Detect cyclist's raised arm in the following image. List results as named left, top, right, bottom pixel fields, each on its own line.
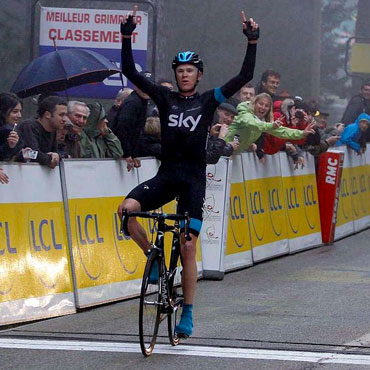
left=219, top=12, right=259, bottom=100
left=120, top=6, right=163, bottom=101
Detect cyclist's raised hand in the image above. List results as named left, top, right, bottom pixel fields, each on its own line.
left=121, top=5, right=138, bottom=36
left=241, top=11, right=259, bottom=43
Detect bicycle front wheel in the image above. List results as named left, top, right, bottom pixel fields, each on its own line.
left=139, top=250, right=161, bottom=356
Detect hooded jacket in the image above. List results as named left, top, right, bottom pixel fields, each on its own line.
left=335, top=112, right=370, bottom=153
left=225, top=102, right=306, bottom=154
left=80, top=103, right=123, bottom=158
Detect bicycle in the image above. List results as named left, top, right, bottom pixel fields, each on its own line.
left=121, top=209, right=191, bottom=356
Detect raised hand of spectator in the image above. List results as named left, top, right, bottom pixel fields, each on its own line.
left=47, top=152, right=60, bottom=169
left=120, top=5, right=138, bottom=36
left=302, top=122, right=316, bottom=137
left=241, top=11, right=259, bottom=43
left=0, top=168, right=9, bottom=184
left=7, top=131, right=19, bottom=149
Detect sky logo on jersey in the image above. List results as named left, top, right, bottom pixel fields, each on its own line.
left=168, top=113, right=202, bottom=131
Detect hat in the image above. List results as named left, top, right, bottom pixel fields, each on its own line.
left=218, top=102, right=238, bottom=115
left=139, top=71, right=155, bottom=83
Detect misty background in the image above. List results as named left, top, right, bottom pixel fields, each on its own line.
left=0, top=0, right=369, bottom=123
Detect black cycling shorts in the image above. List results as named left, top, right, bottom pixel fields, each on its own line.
left=126, top=163, right=206, bottom=237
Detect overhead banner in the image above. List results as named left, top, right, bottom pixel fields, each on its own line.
left=39, top=7, right=149, bottom=98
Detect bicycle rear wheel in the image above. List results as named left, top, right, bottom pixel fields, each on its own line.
left=139, top=250, right=161, bottom=356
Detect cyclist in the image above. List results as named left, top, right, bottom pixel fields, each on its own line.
left=118, top=6, right=259, bottom=338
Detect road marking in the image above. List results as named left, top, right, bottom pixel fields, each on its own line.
left=1, top=338, right=370, bottom=365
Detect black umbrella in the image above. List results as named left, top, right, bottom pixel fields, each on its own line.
left=11, top=48, right=121, bottom=98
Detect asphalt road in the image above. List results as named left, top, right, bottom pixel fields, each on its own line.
left=1, top=229, right=370, bottom=369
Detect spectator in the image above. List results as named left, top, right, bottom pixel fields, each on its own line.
left=147, top=79, right=175, bottom=117
left=111, top=71, right=154, bottom=171
left=207, top=103, right=239, bottom=164
left=107, top=88, right=133, bottom=126
left=227, top=83, right=255, bottom=107
left=0, top=93, right=23, bottom=161
left=65, top=101, right=90, bottom=158
left=256, top=69, right=281, bottom=100
left=335, top=113, right=370, bottom=154
left=342, top=79, right=370, bottom=125
left=324, top=122, right=344, bottom=139
left=80, top=102, right=123, bottom=158
left=136, top=116, right=162, bottom=159
left=225, top=93, right=314, bottom=159
left=0, top=167, right=9, bottom=184
left=17, top=96, right=67, bottom=168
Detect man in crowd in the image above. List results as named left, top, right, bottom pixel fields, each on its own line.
left=111, top=71, right=155, bottom=171
left=107, top=87, right=133, bottom=126
left=228, top=82, right=255, bottom=107
left=342, top=79, right=370, bottom=142
left=207, top=102, right=240, bottom=164
left=17, top=96, right=67, bottom=168
left=256, top=69, right=281, bottom=99
left=65, top=101, right=90, bottom=158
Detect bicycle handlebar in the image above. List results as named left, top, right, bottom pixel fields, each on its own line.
left=121, top=211, right=192, bottom=241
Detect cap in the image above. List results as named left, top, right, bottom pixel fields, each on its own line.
left=218, top=102, right=238, bottom=115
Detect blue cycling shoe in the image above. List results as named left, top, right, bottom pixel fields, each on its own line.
left=175, top=304, right=193, bottom=338
left=148, top=259, right=159, bottom=284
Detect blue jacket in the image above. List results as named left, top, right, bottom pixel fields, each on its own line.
left=335, top=112, right=370, bottom=152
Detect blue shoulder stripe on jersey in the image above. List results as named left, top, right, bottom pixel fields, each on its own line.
left=214, top=87, right=226, bottom=103
left=180, top=218, right=203, bottom=233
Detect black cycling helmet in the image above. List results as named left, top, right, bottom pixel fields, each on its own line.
left=172, top=51, right=203, bottom=72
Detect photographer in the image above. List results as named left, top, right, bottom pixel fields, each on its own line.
left=207, top=103, right=239, bottom=164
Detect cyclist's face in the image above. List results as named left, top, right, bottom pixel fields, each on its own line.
left=175, top=64, right=202, bottom=94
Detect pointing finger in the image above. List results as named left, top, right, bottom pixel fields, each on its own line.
left=241, top=10, right=247, bottom=23
left=133, top=4, right=137, bottom=17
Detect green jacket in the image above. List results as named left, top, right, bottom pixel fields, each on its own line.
left=225, top=102, right=305, bottom=154
left=80, top=103, right=123, bottom=159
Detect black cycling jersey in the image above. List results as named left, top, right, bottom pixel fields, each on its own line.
left=121, top=36, right=257, bottom=234
left=121, top=37, right=256, bottom=167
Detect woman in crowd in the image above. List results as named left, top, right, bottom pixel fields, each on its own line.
left=225, top=93, right=315, bottom=160
left=0, top=92, right=23, bottom=161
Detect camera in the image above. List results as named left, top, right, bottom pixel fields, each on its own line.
left=233, top=134, right=240, bottom=143
left=295, top=110, right=305, bottom=120
left=23, top=148, right=38, bottom=160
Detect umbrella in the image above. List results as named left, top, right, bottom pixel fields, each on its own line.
left=10, top=48, right=121, bottom=98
